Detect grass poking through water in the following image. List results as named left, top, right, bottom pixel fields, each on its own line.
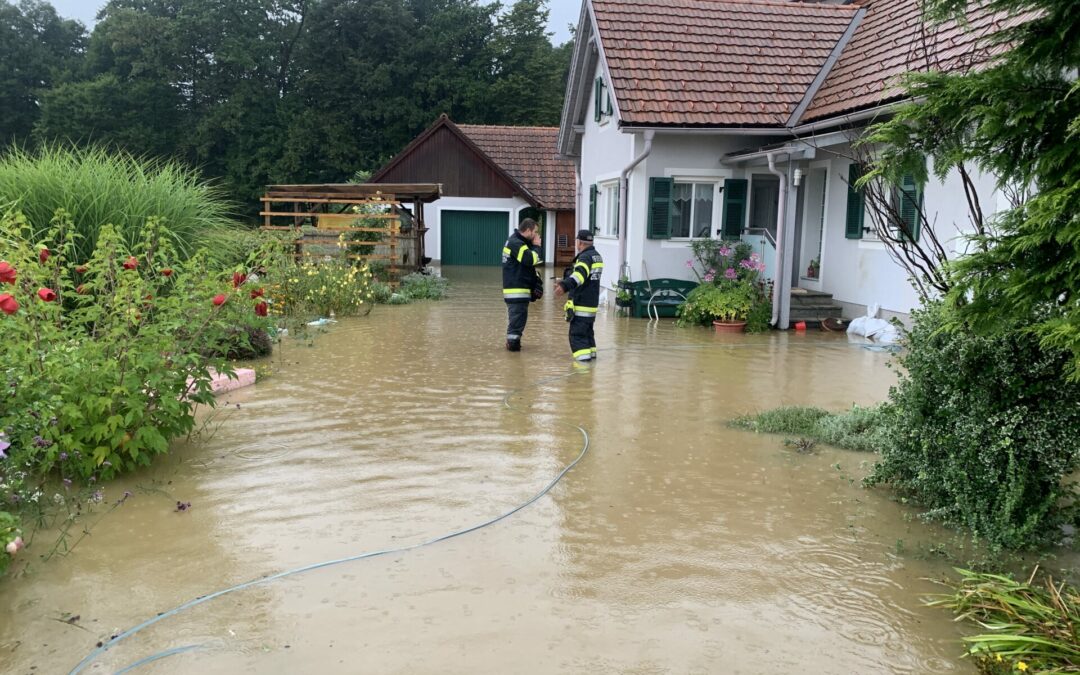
left=728, top=405, right=887, bottom=453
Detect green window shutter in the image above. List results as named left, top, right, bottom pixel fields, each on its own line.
left=589, top=184, right=597, bottom=233
left=845, top=163, right=865, bottom=239
left=898, top=173, right=922, bottom=242
left=594, top=77, right=603, bottom=123
left=721, top=178, right=748, bottom=238
left=647, top=177, right=673, bottom=239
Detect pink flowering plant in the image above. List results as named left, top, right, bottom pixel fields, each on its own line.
left=678, top=239, right=772, bottom=329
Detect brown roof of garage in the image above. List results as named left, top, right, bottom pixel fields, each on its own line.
left=457, top=124, right=577, bottom=210
left=591, top=0, right=857, bottom=127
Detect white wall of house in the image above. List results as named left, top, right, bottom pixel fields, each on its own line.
left=576, top=61, right=635, bottom=292
left=422, top=196, right=532, bottom=262
left=810, top=145, right=1000, bottom=320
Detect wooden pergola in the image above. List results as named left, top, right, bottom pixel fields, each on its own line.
left=260, top=183, right=442, bottom=281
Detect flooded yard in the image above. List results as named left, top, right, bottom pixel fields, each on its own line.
left=3, top=267, right=978, bottom=674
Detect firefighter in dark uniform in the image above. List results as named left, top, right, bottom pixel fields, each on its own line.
left=501, top=218, right=543, bottom=352
left=554, top=229, right=603, bottom=361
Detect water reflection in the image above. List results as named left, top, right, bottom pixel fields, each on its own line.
left=0, top=267, right=979, bottom=673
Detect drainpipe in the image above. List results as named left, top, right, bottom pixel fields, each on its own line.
left=767, top=152, right=788, bottom=328
left=618, top=130, right=654, bottom=280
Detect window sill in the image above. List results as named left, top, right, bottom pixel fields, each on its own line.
left=595, top=234, right=618, bottom=241
left=660, top=238, right=709, bottom=249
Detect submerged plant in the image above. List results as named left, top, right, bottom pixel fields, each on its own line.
left=928, top=569, right=1080, bottom=673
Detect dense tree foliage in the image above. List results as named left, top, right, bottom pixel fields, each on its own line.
left=0, top=0, right=572, bottom=214
left=866, top=0, right=1080, bottom=375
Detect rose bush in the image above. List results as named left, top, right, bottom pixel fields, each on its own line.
left=0, top=209, right=272, bottom=486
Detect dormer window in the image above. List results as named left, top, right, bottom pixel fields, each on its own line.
left=594, top=76, right=614, bottom=124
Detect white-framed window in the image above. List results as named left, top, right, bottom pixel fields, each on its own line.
left=599, top=181, right=619, bottom=237
left=671, top=181, right=717, bottom=239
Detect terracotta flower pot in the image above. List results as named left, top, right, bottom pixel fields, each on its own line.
left=713, top=320, right=747, bottom=333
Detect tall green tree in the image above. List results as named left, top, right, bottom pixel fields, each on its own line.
left=487, top=0, right=569, bottom=125
left=866, top=0, right=1080, bottom=374
left=0, top=0, right=85, bottom=146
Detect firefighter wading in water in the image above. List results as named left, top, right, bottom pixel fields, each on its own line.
left=554, top=229, right=603, bottom=361
left=501, top=218, right=543, bottom=351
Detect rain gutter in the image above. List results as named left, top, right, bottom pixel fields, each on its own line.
left=767, top=152, right=789, bottom=328
left=619, top=130, right=654, bottom=277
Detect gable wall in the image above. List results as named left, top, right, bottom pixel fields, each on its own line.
left=376, top=126, right=520, bottom=199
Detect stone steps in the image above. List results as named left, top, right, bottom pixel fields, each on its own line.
left=789, top=288, right=843, bottom=325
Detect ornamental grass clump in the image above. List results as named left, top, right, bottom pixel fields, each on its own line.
left=928, top=569, right=1080, bottom=674
left=0, top=145, right=240, bottom=265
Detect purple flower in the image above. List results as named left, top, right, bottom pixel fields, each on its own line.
left=59, top=452, right=68, bottom=461
left=718, top=247, right=732, bottom=257
left=685, top=259, right=694, bottom=269
left=0, top=433, right=8, bottom=459
left=703, top=272, right=715, bottom=282
left=90, top=490, right=104, bottom=503
left=724, top=268, right=738, bottom=280
left=740, top=259, right=755, bottom=269
left=62, top=478, right=72, bottom=489
left=33, top=435, right=51, bottom=449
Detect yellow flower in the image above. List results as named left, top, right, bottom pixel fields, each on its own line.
left=996, top=654, right=1003, bottom=663
left=1017, top=662, right=1028, bottom=672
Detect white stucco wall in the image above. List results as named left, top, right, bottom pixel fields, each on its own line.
left=422, top=196, right=532, bottom=262
left=576, top=61, right=634, bottom=291
left=813, top=146, right=1000, bottom=319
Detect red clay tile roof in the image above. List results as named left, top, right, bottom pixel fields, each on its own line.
left=591, top=0, right=857, bottom=127
left=458, top=124, right=576, bottom=210
left=802, top=0, right=1028, bottom=122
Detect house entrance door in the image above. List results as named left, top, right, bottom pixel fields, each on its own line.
left=555, top=210, right=576, bottom=266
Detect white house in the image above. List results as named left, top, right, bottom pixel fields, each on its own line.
left=558, top=0, right=1011, bottom=326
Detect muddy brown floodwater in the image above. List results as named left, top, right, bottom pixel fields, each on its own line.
left=2, top=267, right=985, bottom=674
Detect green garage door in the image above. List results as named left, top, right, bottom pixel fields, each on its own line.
left=440, top=210, right=510, bottom=266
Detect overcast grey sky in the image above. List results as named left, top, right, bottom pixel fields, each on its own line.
left=48, top=0, right=581, bottom=44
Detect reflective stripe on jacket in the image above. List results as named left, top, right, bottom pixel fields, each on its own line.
left=558, top=246, right=603, bottom=318
left=502, top=230, right=542, bottom=303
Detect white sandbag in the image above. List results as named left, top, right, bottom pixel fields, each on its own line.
left=847, top=303, right=900, bottom=343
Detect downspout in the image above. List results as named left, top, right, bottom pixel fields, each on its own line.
left=767, top=152, right=788, bottom=327
left=618, top=129, right=654, bottom=279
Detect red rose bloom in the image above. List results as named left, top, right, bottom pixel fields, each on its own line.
left=161, top=268, right=173, bottom=277
left=254, top=301, right=268, bottom=317
left=0, top=262, right=16, bottom=284
left=122, top=256, right=138, bottom=270
left=250, top=287, right=265, bottom=299
left=232, top=272, right=246, bottom=288
left=37, top=288, right=57, bottom=302
left=39, top=248, right=50, bottom=263
left=0, top=293, right=18, bottom=315
left=75, top=265, right=88, bottom=275
left=212, top=294, right=227, bottom=306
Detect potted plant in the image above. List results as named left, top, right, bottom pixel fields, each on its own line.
left=678, top=282, right=755, bottom=332
left=807, top=257, right=820, bottom=279
left=615, top=275, right=633, bottom=308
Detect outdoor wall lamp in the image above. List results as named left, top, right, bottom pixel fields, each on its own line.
left=793, top=168, right=804, bottom=186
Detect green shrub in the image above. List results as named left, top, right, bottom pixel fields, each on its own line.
left=0, top=210, right=267, bottom=482
left=369, top=281, right=393, bottom=304
left=399, top=272, right=448, bottom=301
left=730, top=405, right=886, bottom=452
left=0, top=145, right=239, bottom=263
left=867, top=302, right=1080, bottom=550
left=269, top=255, right=375, bottom=318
